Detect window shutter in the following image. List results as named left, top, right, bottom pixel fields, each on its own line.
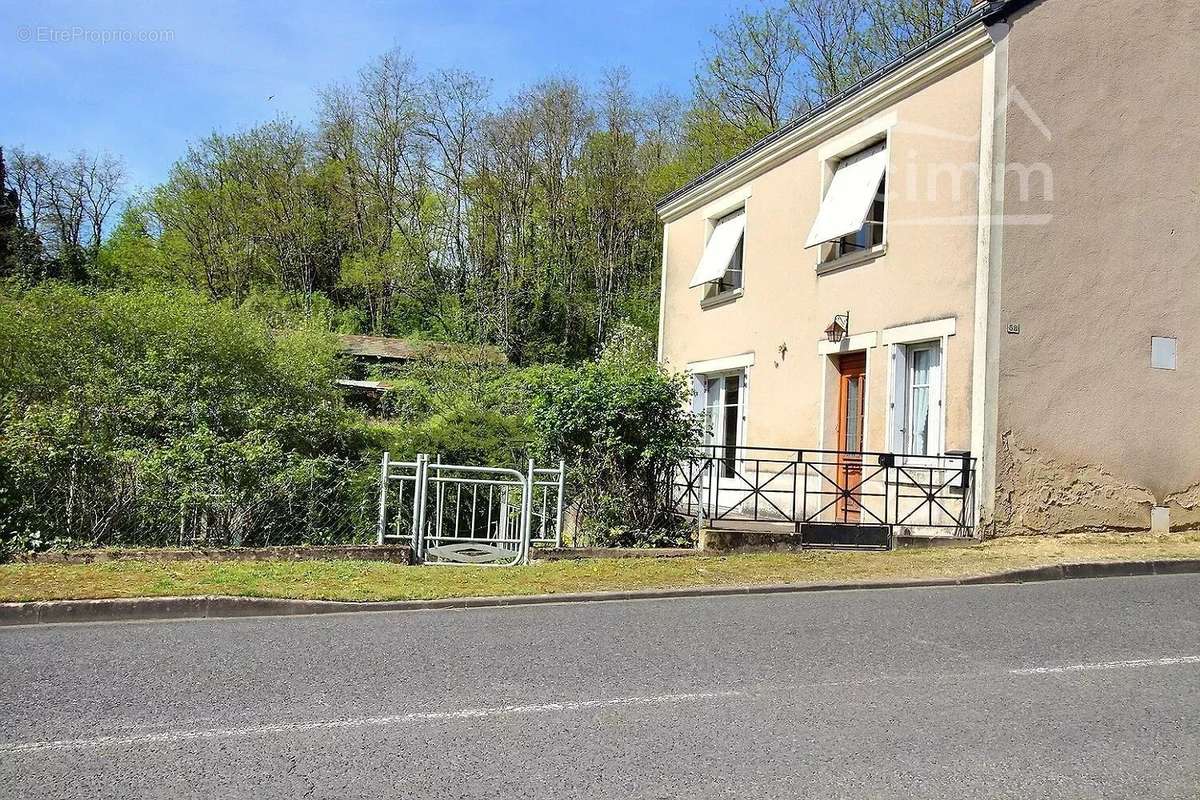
left=689, top=212, right=746, bottom=287
left=929, top=343, right=944, bottom=455
left=804, top=144, right=888, bottom=249
left=890, top=344, right=908, bottom=453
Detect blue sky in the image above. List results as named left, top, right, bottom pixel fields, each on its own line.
left=3, top=0, right=731, bottom=192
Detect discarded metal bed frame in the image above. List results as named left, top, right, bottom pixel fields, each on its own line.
left=377, top=452, right=565, bottom=565
left=670, top=445, right=977, bottom=545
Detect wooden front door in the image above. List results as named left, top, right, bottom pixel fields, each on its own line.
left=835, top=352, right=867, bottom=521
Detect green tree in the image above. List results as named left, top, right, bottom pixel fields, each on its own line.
left=0, top=148, right=17, bottom=270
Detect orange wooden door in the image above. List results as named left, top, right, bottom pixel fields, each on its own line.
left=835, top=352, right=867, bottom=522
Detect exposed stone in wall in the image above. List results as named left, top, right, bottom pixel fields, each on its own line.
left=1165, top=482, right=1200, bottom=531
left=992, top=432, right=1156, bottom=536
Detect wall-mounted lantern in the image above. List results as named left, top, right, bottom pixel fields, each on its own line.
left=824, top=311, right=850, bottom=344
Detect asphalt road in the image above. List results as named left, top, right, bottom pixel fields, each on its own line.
left=1, top=574, right=1198, bottom=799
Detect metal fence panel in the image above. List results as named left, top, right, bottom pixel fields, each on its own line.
left=670, top=445, right=977, bottom=539
left=379, top=453, right=565, bottom=565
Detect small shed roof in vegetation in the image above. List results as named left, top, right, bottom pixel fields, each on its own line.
left=336, top=335, right=507, bottom=365
left=335, top=378, right=390, bottom=392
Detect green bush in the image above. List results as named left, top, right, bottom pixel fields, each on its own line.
left=0, top=283, right=370, bottom=551
left=0, top=288, right=701, bottom=553
left=520, top=328, right=702, bottom=547
left=361, top=328, right=701, bottom=547
left=381, top=400, right=531, bottom=468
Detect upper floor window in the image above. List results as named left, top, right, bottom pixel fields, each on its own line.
left=827, top=176, right=885, bottom=261
left=689, top=208, right=746, bottom=303
left=805, top=141, right=888, bottom=267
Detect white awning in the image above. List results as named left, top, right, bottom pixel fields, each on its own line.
left=689, top=211, right=746, bottom=287
left=804, top=144, right=887, bottom=249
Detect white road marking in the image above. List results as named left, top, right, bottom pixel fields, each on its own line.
left=1011, top=655, right=1200, bottom=675
left=0, top=691, right=743, bottom=754
left=6, top=655, right=1198, bottom=754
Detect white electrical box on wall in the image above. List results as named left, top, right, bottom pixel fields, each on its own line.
left=1151, top=337, right=1177, bottom=370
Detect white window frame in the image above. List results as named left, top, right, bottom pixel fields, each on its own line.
left=887, top=338, right=947, bottom=465
left=822, top=172, right=887, bottom=264
left=692, top=186, right=752, bottom=304
left=691, top=368, right=748, bottom=478
left=702, top=208, right=745, bottom=302
left=812, top=118, right=894, bottom=272
left=903, top=342, right=941, bottom=456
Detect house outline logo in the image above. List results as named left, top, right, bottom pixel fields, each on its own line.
left=883, top=82, right=1055, bottom=228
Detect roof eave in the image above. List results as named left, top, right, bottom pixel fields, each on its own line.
left=655, top=3, right=1021, bottom=221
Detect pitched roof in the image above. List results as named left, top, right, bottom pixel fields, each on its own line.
left=656, top=0, right=1031, bottom=212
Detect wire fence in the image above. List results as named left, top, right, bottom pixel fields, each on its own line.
left=4, top=458, right=382, bottom=552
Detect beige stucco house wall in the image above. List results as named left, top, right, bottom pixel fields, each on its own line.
left=991, top=0, right=1200, bottom=534
left=657, top=0, right=1199, bottom=537
left=659, top=31, right=988, bottom=457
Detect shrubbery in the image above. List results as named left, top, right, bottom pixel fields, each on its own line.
left=519, top=328, right=701, bottom=546
left=369, top=327, right=701, bottom=547
left=0, top=288, right=699, bottom=553
left=0, top=283, right=370, bottom=551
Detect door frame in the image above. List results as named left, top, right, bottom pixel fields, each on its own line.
left=834, top=351, right=867, bottom=521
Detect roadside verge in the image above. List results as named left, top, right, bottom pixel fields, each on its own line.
left=4, top=558, right=1198, bottom=626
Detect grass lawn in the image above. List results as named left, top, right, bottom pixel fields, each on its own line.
left=1, top=532, right=1198, bottom=604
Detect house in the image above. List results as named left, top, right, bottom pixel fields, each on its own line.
left=657, top=0, right=1199, bottom=539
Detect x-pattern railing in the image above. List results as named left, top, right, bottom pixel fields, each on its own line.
left=709, top=457, right=798, bottom=522
left=803, top=460, right=890, bottom=527
left=670, top=445, right=977, bottom=537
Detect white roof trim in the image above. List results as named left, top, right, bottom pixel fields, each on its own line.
left=804, top=144, right=888, bottom=249
left=689, top=211, right=745, bottom=287
left=700, top=184, right=752, bottom=221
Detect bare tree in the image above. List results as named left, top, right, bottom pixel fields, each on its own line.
left=695, top=0, right=974, bottom=125
left=4, top=147, right=124, bottom=274
left=864, top=0, right=974, bottom=62
left=788, top=0, right=875, bottom=105
left=420, top=68, right=489, bottom=301
left=316, top=49, right=442, bottom=333
left=581, top=68, right=652, bottom=345
left=73, top=151, right=125, bottom=259
left=694, top=4, right=804, bottom=134
left=638, top=89, right=685, bottom=173
left=7, top=147, right=54, bottom=233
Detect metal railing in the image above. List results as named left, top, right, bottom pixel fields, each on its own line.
left=377, top=453, right=565, bottom=565
left=671, top=445, right=977, bottom=538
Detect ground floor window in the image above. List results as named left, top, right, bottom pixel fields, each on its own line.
left=699, top=371, right=745, bottom=478
left=890, top=340, right=943, bottom=457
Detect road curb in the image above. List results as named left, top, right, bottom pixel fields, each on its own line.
left=3, top=558, right=1199, bottom=626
